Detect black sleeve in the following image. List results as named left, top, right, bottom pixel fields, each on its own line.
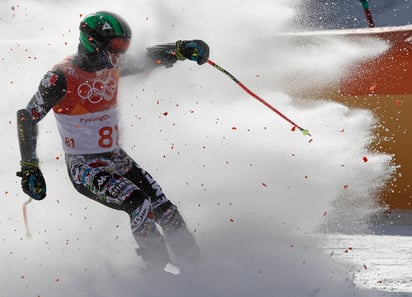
left=17, top=69, right=67, bottom=161
left=118, top=43, right=179, bottom=77
left=26, top=69, right=67, bottom=122
left=145, top=43, right=179, bottom=67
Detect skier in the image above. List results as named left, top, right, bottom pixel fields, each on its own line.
left=16, top=11, right=209, bottom=273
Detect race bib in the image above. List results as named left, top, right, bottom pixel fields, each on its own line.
left=55, top=108, right=120, bottom=154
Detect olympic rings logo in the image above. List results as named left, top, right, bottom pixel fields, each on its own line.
left=78, top=76, right=117, bottom=104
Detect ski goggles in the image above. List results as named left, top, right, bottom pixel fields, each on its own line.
left=108, top=37, right=130, bottom=54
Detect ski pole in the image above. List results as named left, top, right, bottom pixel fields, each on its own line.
left=358, top=0, right=375, bottom=27
left=207, top=59, right=311, bottom=136
left=22, top=197, right=33, bottom=237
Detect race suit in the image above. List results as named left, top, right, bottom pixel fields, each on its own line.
left=17, top=44, right=199, bottom=268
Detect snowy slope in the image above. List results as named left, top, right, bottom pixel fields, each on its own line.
left=0, top=1, right=411, bottom=296
left=325, top=232, right=412, bottom=293
left=295, top=0, right=412, bottom=29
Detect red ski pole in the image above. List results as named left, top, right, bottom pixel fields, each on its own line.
left=359, top=0, right=375, bottom=27
left=207, top=59, right=311, bottom=136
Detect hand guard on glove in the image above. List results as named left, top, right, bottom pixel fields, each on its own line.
left=16, top=159, right=46, bottom=200
left=176, top=40, right=209, bottom=65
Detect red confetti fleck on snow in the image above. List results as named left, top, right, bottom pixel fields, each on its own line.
left=343, top=184, right=349, bottom=190
left=291, top=126, right=296, bottom=132
left=340, top=128, right=345, bottom=132
left=262, top=182, right=267, bottom=187
left=56, top=156, right=60, bottom=160
left=56, top=278, right=60, bottom=282
left=231, top=126, right=237, bottom=131
left=344, top=247, right=353, bottom=253
left=229, top=218, right=234, bottom=223
left=323, top=211, right=327, bottom=216
left=79, top=13, right=83, bottom=17
left=304, top=175, right=308, bottom=179
left=363, top=156, right=368, bottom=163
left=162, top=112, right=168, bottom=116
left=308, top=138, right=313, bottom=143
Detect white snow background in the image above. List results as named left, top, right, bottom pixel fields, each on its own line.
left=0, top=0, right=411, bottom=296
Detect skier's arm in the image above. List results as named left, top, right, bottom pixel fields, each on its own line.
left=118, top=40, right=209, bottom=77
left=16, top=69, right=67, bottom=200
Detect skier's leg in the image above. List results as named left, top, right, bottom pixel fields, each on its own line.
left=123, top=193, right=171, bottom=270
left=66, top=154, right=171, bottom=270
left=152, top=201, right=200, bottom=263
left=116, top=149, right=170, bottom=209
left=115, top=150, right=200, bottom=263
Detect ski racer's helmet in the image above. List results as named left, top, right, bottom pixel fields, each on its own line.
left=79, top=11, right=132, bottom=54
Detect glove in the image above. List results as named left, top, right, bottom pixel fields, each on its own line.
left=16, top=160, right=46, bottom=200
left=175, top=40, right=209, bottom=65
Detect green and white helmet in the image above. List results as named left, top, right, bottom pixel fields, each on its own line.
left=79, top=11, right=132, bottom=54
